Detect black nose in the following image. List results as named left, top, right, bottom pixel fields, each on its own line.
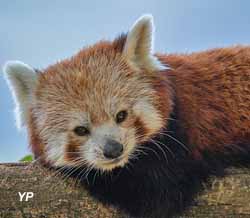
left=103, top=139, right=124, bottom=159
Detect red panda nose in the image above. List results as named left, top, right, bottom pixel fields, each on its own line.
left=103, top=139, right=124, bottom=159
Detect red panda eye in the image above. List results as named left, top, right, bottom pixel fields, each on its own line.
left=74, top=126, right=90, bottom=136
left=116, top=110, right=128, bottom=124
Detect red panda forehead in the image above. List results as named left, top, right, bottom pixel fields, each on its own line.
left=36, top=71, right=156, bottom=119
left=37, top=48, right=158, bottom=105
left=35, top=42, right=168, bottom=126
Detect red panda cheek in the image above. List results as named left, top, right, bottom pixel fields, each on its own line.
left=64, top=138, right=82, bottom=162
left=133, top=117, right=150, bottom=142
left=132, top=99, right=165, bottom=140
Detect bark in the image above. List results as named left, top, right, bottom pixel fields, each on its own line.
left=1, top=163, right=250, bottom=218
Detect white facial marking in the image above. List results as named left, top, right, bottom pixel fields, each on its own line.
left=44, top=131, right=67, bottom=166
left=68, top=111, right=89, bottom=130
left=133, top=98, right=163, bottom=133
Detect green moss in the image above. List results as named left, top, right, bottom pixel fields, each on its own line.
left=19, top=154, right=33, bottom=162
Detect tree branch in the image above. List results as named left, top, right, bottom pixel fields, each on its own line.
left=1, top=163, right=250, bottom=218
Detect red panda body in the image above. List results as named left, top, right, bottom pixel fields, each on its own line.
left=160, top=46, right=250, bottom=157
left=4, top=15, right=250, bottom=218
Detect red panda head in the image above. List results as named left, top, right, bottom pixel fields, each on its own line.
left=4, top=15, right=173, bottom=171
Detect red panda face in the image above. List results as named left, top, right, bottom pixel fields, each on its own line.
left=4, top=15, right=173, bottom=171
left=30, top=45, right=172, bottom=171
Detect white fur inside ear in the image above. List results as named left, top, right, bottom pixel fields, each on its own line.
left=3, top=61, right=38, bottom=129
left=123, top=14, right=167, bottom=71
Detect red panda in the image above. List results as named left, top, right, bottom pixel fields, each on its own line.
left=3, top=15, right=250, bottom=218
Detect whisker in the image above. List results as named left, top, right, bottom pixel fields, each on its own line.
left=138, top=145, right=161, bottom=160
left=152, top=138, right=175, bottom=159
left=49, top=159, right=87, bottom=189
left=158, top=132, right=190, bottom=152
left=149, top=139, right=168, bottom=162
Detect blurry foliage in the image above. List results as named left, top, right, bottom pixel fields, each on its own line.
left=19, top=154, right=33, bottom=162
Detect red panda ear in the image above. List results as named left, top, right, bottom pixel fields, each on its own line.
left=3, top=61, right=38, bottom=129
left=122, top=15, right=167, bottom=72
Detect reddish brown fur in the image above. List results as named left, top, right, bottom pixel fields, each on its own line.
left=65, top=137, right=81, bottom=162
left=158, top=46, right=250, bottom=155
